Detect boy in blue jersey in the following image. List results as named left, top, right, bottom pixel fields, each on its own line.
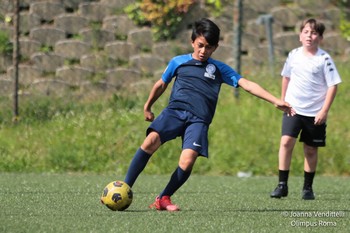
left=124, top=18, right=294, bottom=211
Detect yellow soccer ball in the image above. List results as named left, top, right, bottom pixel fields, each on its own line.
left=100, top=181, right=133, bottom=211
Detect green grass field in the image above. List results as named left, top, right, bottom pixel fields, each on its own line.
left=1, top=173, right=348, bottom=233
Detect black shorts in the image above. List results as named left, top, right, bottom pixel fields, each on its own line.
left=281, top=113, right=326, bottom=147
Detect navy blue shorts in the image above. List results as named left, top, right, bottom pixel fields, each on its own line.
left=147, top=108, right=209, bottom=157
left=281, top=113, right=326, bottom=147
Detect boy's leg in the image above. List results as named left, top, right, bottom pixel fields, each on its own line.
left=302, top=144, right=317, bottom=200
left=159, top=166, right=192, bottom=198
left=300, top=117, right=324, bottom=200
left=271, top=135, right=296, bottom=198
left=303, top=144, right=318, bottom=175
left=124, top=132, right=161, bottom=187
left=124, top=148, right=152, bottom=188
left=150, top=149, right=198, bottom=211
left=278, top=135, right=296, bottom=184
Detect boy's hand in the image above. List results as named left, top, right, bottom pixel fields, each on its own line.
left=275, top=100, right=296, bottom=116
left=144, top=110, right=155, bottom=122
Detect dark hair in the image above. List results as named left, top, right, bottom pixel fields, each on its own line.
left=300, top=18, right=325, bottom=37
left=191, top=18, right=220, bottom=45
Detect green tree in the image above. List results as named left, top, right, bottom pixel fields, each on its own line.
left=125, top=0, right=222, bottom=41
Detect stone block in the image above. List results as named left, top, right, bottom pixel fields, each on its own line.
left=129, top=54, right=165, bottom=75
left=100, top=0, right=132, bottom=10
left=322, top=32, right=350, bottom=56
left=0, top=54, right=12, bottom=73
left=55, top=14, right=89, bottom=35
left=104, top=41, right=136, bottom=60
left=244, top=0, right=281, bottom=13
left=321, top=8, right=341, bottom=29
left=80, top=28, right=115, bottom=49
left=19, top=12, right=41, bottom=35
left=19, top=39, right=41, bottom=59
left=80, top=54, right=117, bottom=71
left=248, top=46, right=270, bottom=60
left=80, top=81, right=117, bottom=97
left=103, top=15, right=137, bottom=36
left=271, top=6, right=306, bottom=29
left=152, top=42, right=188, bottom=62
left=105, top=68, right=141, bottom=89
left=30, top=2, right=65, bottom=22
left=223, top=32, right=260, bottom=55
left=29, top=79, right=72, bottom=96
left=0, top=76, right=12, bottom=96
left=30, top=27, right=66, bottom=47
left=7, top=65, right=42, bottom=86
left=212, top=44, right=234, bottom=62
left=242, top=4, right=259, bottom=22
left=245, top=19, right=282, bottom=41
left=61, top=0, right=93, bottom=12
left=127, top=28, right=153, bottom=52
left=54, top=40, right=91, bottom=59
left=79, top=2, right=113, bottom=22
left=295, top=0, right=331, bottom=13
left=55, top=66, right=94, bottom=85
left=31, top=52, right=65, bottom=73
left=273, top=31, right=300, bottom=54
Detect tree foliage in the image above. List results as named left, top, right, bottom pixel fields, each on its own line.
left=331, top=0, right=350, bottom=40
left=125, top=0, right=222, bottom=41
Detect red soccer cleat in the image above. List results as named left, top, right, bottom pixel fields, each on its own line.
left=149, top=196, right=180, bottom=211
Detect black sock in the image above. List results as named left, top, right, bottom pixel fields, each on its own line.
left=303, top=171, right=315, bottom=190
left=124, top=148, right=152, bottom=187
left=159, top=166, right=191, bottom=198
left=278, top=170, right=289, bottom=185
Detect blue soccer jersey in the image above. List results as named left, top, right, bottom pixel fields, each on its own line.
left=162, top=54, right=241, bottom=124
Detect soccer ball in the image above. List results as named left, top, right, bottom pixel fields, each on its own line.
left=100, top=180, right=133, bottom=211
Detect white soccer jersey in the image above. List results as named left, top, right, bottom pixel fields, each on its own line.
left=281, top=47, right=342, bottom=116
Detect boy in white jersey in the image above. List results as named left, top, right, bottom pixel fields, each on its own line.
left=270, top=18, right=342, bottom=200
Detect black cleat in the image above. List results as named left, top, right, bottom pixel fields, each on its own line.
left=270, top=182, right=288, bottom=198
left=302, top=188, right=315, bottom=200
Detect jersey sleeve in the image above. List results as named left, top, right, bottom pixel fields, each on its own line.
left=211, top=59, right=241, bottom=87
left=161, top=59, right=177, bottom=84
left=281, top=49, right=296, bottom=78
left=162, top=54, right=192, bottom=84
left=322, top=54, right=342, bottom=87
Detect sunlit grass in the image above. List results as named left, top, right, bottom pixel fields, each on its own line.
left=0, top=173, right=348, bottom=233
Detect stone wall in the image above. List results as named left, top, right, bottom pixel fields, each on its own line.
left=0, top=0, right=349, bottom=98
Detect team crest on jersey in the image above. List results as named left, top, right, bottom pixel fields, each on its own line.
left=204, top=64, right=216, bottom=80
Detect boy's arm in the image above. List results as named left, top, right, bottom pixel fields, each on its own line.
left=281, top=76, right=290, bottom=100
left=314, top=85, right=338, bottom=125
left=238, top=78, right=295, bottom=115
left=143, top=79, right=169, bottom=122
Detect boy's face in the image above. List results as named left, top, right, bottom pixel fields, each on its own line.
left=191, top=36, right=218, bottom=62
left=299, top=23, right=322, bottom=49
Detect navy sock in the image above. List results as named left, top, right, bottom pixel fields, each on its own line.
left=159, top=166, right=191, bottom=198
left=124, top=148, right=152, bottom=187
left=278, top=170, right=289, bottom=185
left=303, top=171, right=315, bottom=190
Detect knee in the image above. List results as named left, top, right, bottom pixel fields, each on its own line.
left=280, top=137, right=295, bottom=149
left=141, top=131, right=161, bottom=154
left=304, top=145, right=317, bottom=158
left=179, top=156, right=197, bottom=172
left=179, top=161, right=192, bottom=171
